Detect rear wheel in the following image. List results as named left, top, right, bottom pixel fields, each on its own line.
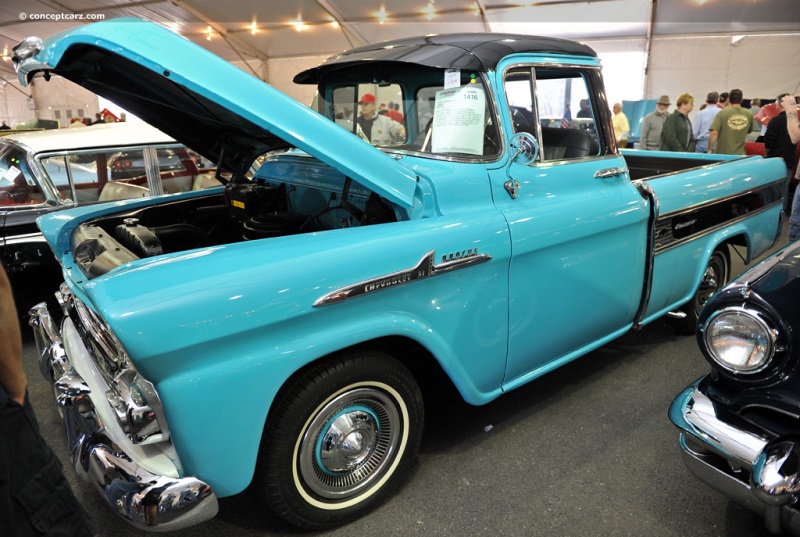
left=672, top=247, right=730, bottom=334
left=256, top=351, right=424, bottom=529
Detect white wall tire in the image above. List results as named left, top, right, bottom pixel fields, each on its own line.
left=256, top=351, right=424, bottom=529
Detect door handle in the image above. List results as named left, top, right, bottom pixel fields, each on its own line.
left=594, top=167, right=628, bottom=179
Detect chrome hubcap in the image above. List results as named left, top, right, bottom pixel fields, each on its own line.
left=298, top=387, right=401, bottom=500
left=318, top=408, right=378, bottom=473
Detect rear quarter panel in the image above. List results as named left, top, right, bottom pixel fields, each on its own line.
left=638, top=155, right=785, bottom=322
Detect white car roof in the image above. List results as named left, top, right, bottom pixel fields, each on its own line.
left=1, top=122, right=176, bottom=154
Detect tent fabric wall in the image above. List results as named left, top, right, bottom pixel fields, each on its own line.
left=0, top=78, right=36, bottom=127
left=646, top=34, right=800, bottom=114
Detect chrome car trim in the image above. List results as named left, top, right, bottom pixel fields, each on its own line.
left=12, top=36, right=45, bottom=72
left=593, top=166, right=628, bottom=179
left=632, top=180, right=658, bottom=328
left=59, top=285, right=168, bottom=445
left=28, top=301, right=218, bottom=530
left=669, top=383, right=768, bottom=468
left=4, top=231, right=48, bottom=245
left=314, top=250, right=492, bottom=306
left=653, top=181, right=784, bottom=254
left=670, top=382, right=800, bottom=535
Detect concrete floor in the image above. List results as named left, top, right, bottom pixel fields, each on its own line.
left=18, top=230, right=790, bottom=537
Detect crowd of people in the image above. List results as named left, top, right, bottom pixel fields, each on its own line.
left=0, top=112, right=127, bottom=131
left=620, top=89, right=799, bottom=239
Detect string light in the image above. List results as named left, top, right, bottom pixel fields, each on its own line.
left=422, top=2, right=437, bottom=20
left=376, top=6, right=389, bottom=24
left=204, top=26, right=214, bottom=41
left=249, top=20, right=258, bottom=35
left=290, top=17, right=308, bottom=31
left=471, top=2, right=481, bottom=16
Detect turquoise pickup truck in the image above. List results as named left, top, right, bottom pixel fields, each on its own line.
left=18, top=18, right=785, bottom=532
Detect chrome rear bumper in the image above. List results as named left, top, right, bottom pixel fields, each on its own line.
left=29, top=301, right=219, bottom=531
left=670, top=380, right=800, bottom=535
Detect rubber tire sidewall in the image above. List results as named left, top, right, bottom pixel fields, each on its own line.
left=256, top=351, right=424, bottom=529
left=672, top=247, right=730, bottom=335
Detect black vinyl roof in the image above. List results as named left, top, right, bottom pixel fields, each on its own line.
left=294, top=33, right=597, bottom=84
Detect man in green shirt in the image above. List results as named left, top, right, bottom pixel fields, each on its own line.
left=707, top=89, right=754, bottom=155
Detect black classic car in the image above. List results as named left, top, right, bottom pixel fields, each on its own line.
left=670, top=239, right=800, bottom=535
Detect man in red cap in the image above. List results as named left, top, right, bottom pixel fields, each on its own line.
left=357, top=93, right=405, bottom=145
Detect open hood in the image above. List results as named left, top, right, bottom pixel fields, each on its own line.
left=13, top=18, right=416, bottom=208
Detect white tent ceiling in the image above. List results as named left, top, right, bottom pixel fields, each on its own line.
left=0, top=0, right=798, bottom=79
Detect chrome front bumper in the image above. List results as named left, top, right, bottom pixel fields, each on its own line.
left=29, top=301, right=219, bottom=531
left=670, top=380, right=800, bottom=536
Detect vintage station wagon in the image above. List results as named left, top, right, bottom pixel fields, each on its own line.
left=0, top=122, right=218, bottom=276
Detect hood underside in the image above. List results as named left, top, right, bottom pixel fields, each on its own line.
left=15, top=18, right=417, bottom=208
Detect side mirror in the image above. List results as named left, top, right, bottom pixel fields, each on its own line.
left=504, top=132, right=539, bottom=199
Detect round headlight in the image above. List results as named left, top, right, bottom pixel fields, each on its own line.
left=703, top=307, right=776, bottom=374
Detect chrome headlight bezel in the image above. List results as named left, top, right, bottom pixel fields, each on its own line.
left=702, top=306, right=778, bottom=375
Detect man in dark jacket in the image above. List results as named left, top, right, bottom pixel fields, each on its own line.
left=660, top=92, right=696, bottom=152
left=0, top=263, right=94, bottom=536
left=767, top=94, right=800, bottom=226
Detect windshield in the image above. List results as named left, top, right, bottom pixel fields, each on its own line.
left=314, top=63, right=500, bottom=159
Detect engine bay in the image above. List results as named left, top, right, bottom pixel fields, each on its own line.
left=71, top=154, right=404, bottom=279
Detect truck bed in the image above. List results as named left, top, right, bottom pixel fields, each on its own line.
left=623, top=151, right=738, bottom=181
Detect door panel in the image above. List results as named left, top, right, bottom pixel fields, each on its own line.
left=493, top=63, right=650, bottom=385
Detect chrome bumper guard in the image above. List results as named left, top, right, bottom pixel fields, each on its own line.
left=29, top=301, right=219, bottom=531
left=670, top=380, right=800, bottom=535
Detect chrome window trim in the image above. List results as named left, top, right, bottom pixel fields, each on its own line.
left=500, top=62, right=604, bottom=165
left=34, top=141, right=189, bottom=201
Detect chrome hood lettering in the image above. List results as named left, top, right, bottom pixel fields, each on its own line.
left=314, top=249, right=491, bottom=306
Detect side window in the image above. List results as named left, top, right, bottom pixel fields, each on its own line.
left=159, top=146, right=220, bottom=193
left=0, top=147, right=46, bottom=206
left=71, top=150, right=148, bottom=203
left=504, top=67, right=600, bottom=161
left=504, top=69, right=536, bottom=135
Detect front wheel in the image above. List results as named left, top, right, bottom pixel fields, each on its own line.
left=672, top=247, right=730, bottom=334
left=256, top=351, right=424, bottom=529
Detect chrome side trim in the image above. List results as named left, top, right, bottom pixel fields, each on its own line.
left=314, top=250, right=492, bottom=306
left=653, top=181, right=784, bottom=254
left=633, top=180, right=658, bottom=328
left=4, top=231, right=48, bottom=245
left=28, top=301, right=218, bottom=531
left=656, top=200, right=782, bottom=254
